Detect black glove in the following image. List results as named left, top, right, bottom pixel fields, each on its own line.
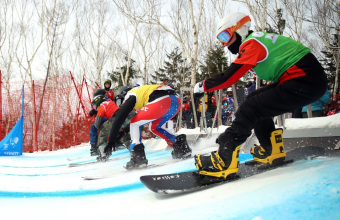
left=97, top=143, right=114, bottom=162
left=116, top=130, right=125, bottom=140
left=105, top=142, right=115, bottom=153
left=89, top=109, right=97, bottom=117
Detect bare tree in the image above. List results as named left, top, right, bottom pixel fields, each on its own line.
left=134, top=23, right=161, bottom=84
left=14, top=0, right=56, bottom=150
left=280, top=0, right=308, bottom=42
left=16, top=0, right=54, bottom=81
left=113, top=0, right=204, bottom=87
left=308, top=0, right=340, bottom=98
left=0, top=1, right=23, bottom=136
left=210, top=0, right=230, bottom=19
left=35, top=1, right=75, bottom=150
left=0, top=0, right=21, bottom=82
left=75, top=0, right=110, bottom=85
left=232, top=0, right=268, bottom=31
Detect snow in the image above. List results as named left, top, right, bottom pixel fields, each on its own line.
left=1, top=115, right=340, bottom=219
left=285, top=113, right=340, bottom=130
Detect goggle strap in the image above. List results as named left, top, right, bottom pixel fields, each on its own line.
left=229, top=16, right=251, bottom=33
left=217, top=15, right=251, bottom=43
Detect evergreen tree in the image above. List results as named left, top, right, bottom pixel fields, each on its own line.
left=150, top=47, right=191, bottom=89
left=320, top=33, right=340, bottom=93
left=107, top=56, right=138, bottom=88
left=199, top=43, right=229, bottom=82
left=150, top=68, right=166, bottom=84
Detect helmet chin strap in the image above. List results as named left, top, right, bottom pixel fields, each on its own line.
left=228, top=33, right=242, bottom=55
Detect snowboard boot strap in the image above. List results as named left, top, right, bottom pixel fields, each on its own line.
left=196, top=146, right=240, bottom=179
left=172, top=134, right=192, bottom=159
left=125, top=144, right=148, bottom=170
left=97, top=144, right=112, bottom=162
left=251, top=128, right=286, bottom=166
left=90, top=144, right=98, bottom=156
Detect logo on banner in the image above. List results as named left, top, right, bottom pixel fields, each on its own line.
left=0, top=117, right=23, bottom=156
left=3, top=137, right=20, bottom=149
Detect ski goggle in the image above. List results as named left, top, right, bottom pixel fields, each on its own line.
left=217, top=29, right=233, bottom=46
left=217, top=16, right=251, bottom=46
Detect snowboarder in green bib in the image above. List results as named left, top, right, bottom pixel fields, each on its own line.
left=194, top=12, right=327, bottom=178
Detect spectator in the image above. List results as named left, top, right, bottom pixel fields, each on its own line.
left=301, top=89, right=330, bottom=118
left=245, top=80, right=256, bottom=96
left=104, top=79, right=114, bottom=101
left=224, top=87, right=235, bottom=125
left=161, top=77, right=175, bottom=89
left=182, top=96, right=190, bottom=127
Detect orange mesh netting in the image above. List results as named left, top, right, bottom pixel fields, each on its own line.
left=1, top=74, right=95, bottom=152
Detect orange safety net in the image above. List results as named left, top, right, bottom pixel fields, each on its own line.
left=1, top=75, right=95, bottom=152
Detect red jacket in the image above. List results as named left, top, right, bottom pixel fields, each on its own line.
left=97, top=100, right=119, bottom=119
left=94, top=100, right=119, bottom=129
left=106, top=90, right=114, bottom=101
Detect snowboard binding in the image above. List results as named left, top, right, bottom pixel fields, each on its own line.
left=195, top=146, right=240, bottom=180
left=250, top=129, right=287, bottom=166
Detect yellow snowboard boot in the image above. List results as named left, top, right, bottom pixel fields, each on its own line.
left=251, top=128, right=286, bottom=165
left=195, top=146, right=240, bottom=179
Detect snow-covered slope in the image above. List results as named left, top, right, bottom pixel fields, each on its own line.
left=0, top=134, right=339, bottom=220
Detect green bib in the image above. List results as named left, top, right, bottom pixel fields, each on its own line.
left=243, top=32, right=310, bottom=82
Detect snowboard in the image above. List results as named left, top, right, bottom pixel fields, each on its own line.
left=68, top=158, right=116, bottom=167
left=140, top=146, right=325, bottom=194
left=82, top=156, right=194, bottom=180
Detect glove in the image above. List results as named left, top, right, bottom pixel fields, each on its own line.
left=97, top=143, right=114, bottom=162
left=106, top=142, right=115, bottom=153
left=194, top=81, right=205, bottom=100
left=116, top=130, right=126, bottom=140
left=89, top=109, right=97, bottom=117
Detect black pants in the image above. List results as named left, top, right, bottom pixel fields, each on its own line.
left=218, top=53, right=328, bottom=160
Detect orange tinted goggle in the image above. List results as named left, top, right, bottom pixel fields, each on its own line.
left=217, top=16, right=251, bottom=46
left=217, top=30, right=232, bottom=46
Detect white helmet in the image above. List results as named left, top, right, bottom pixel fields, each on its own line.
left=216, top=12, right=251, bottom=45
left=227, top=87, right=232, bottom=92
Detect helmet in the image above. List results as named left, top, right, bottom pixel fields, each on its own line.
left=226, top=87, right=233, bottom=97
left=104, top=79, right=112, bottom=85
left=114, top=86, right=131, bottom=106
left=216, top=12, right=251, bottom=46
left=92, top=89, right=106, bottom=108
left=104, top=79, right=112, bottom=90
left=133, top=83, right=140, bottom=87
left=114, top=86, right=131, bottom=100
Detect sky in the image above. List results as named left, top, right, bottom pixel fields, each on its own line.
left=0, top=114, right=339, bottom=220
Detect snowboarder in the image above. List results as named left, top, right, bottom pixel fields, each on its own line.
left=91, top=89, right=128, bottom=161
left=104, top=84, right=192, bottom=169
left=88, top=81, right=115, bottom=156
left=193, top=12, right=328, bottom=178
